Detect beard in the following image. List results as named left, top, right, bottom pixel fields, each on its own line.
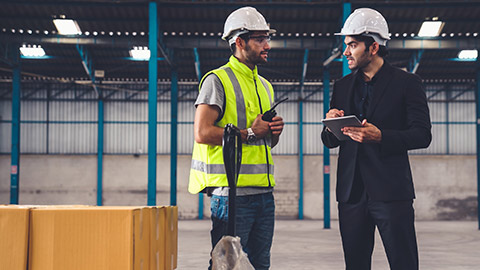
left=245, top=43, right=268, bottom=66
left=349, top=50, right=372, bottom=71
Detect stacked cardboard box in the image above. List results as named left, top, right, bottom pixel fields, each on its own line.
left=0, top=205, right=30, bottom=270
left=0, top=205, right=177, bottom=270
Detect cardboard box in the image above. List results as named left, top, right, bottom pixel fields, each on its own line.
left=148, top=207, right=166, bottom=270
left=0, top=205, right=30, bottom=270
left=165, top=206, right=178, bottom=270
left=28, top=207, right=150, bottom=270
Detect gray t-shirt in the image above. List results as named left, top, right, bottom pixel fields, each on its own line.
left=195, top=74, right=273, bottom=196
left=195, top=74, right=224, bottom=114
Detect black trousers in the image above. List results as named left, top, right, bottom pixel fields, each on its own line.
left=338, top=190, right=419, bottom=270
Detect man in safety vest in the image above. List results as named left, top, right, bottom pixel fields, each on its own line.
left=188, top=6, right=284, bottom=270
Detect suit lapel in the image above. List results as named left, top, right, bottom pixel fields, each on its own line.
left=366, top=62, right=393, bottom=119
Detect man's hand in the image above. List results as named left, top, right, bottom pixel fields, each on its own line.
left=269, top=116, right=284, bottom=147
left=326, top=108, right=344, bottom=119
left=251, top=114, right=270, bottom=139
left=325, top=108, right=345, bottom=133
left=269, top=116, right=284, bottom=136
left=342, top=119, right=382, bottom=143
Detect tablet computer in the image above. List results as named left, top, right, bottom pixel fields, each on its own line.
left=321, top=115, right=362, bottom=141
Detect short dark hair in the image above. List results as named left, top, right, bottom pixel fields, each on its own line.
left=229, top=32, right=251, bottom=54
left=350, top=35, right=389, bottom=58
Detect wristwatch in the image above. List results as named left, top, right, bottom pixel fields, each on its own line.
left=246, top=128, right=256, bottom=144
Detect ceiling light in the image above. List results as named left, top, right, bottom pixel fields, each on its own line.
left=458, top=50, right=478, bottom=60
left=20, top=45, right=46, bottom=57
left=130, top=46, right=150, bottom=60
left=418, top=21, right=444, bottom=37
left=53, top=18, right=81, bottom=35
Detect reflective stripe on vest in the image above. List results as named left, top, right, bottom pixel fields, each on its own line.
left=259, top=76, right=273, bottom=107
left=191, top=159, right=274, bottom=175
left=223, top=67, right=247, bottom=129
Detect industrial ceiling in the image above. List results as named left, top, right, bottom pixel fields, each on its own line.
left=0, top=0, right=479, bottom=87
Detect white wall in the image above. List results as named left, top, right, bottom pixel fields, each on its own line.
left=0, top=154, right=477, bottom=221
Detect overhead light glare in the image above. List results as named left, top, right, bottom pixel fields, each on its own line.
left=130, top=46, right=150, bottom=60
left=20, top=44, right=46, bottom=57
left=53, top=18, right=81, bottom=35
left=418, top=21, right=444, bottom=37
left=458, top=50, right=478, bottom=60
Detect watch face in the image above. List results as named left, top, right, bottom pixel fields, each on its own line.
left=247, top=134, right=256, bottom=143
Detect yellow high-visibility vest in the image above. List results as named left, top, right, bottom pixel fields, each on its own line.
left=188, top=56, right=275, bottom=194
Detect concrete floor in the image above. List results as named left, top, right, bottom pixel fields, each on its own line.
left=178, top=219, right=480, bottom=270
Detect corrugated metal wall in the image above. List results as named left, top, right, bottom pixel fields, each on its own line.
left=0, top=82, right=476, bottom=155
left=0, top=100, right=11, bottom=153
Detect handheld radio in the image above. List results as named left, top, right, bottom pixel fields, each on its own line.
left=262, top=97, right=289, bottom=122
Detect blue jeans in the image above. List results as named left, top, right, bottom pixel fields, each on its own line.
left=210, top=192, right=275, bottom=270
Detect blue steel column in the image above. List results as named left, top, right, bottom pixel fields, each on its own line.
left=194, top=47, right=204, bottom=219
left=10, top=46, right=21, bottom=204
left=148, top=1, right=158, bottom=206
left=323, top=67, right=331, bottom=229
left=298, top=49, right=308, bottom=219
left=170, top=66, right=178, bottom=206
left=97, top=86, right=104, bottom=206
left=476, top=55, right=480, bottom=230
left=407, top=49, right=424, bottom=74
left=341, top=2, right=352, bottom=76
left=446, top=87, right=450, bottom=154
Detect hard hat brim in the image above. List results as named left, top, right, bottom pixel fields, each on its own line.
left=222, top=28, right=276, bottom=41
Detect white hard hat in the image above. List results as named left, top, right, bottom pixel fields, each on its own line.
left=222, top=6, right=276, bottom=45
left=335, top=8, right=390, bottom=46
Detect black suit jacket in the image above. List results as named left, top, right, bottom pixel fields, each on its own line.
left=321, top=62, right=432, bottom=202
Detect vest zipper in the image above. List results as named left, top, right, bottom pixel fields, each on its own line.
left=253, top=71, right=272, bottom=188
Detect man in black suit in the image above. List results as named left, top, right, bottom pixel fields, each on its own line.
left=321, top=8, right=432, bottom=270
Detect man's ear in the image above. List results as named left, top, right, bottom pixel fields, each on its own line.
left=370, top=42, right=380, bottom=55
left=235, top=36, right=245, bottom=50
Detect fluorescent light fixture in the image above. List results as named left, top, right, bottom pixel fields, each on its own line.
left=418, top=21, right=444, bottom=37
left=53, top=19, right=81, bottom=35
left=458, top=50, right=478, bottom=59
left=19, top=45, right=46, bottom=57
left=130, top=46, right=150, bottom=60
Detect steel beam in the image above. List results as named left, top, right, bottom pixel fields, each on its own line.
left=193, top=47, right=204, bottom=219
left=147, top=1, right=158, bottom=206
left=476, top=55, right=480, bottom=230
left=298, top=49, right=308, bottom=220
left=97, top=88, right=104, bottom=206
left=2, top=33, right=479, bottom=50
left=323, top=66, right=331, bottom=229
left=193, top=47, right=202, bottom=82
left=76, top=44, right=99, bottom=96
left=10, top=45, right=21, bottom=204
left=341, top=2, right=351, bottom=77
left=170, top=66, right=178, bottom=206
left=407, top=49, right=424, bottom=74
left=76, top=44, right=103, bottom=204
